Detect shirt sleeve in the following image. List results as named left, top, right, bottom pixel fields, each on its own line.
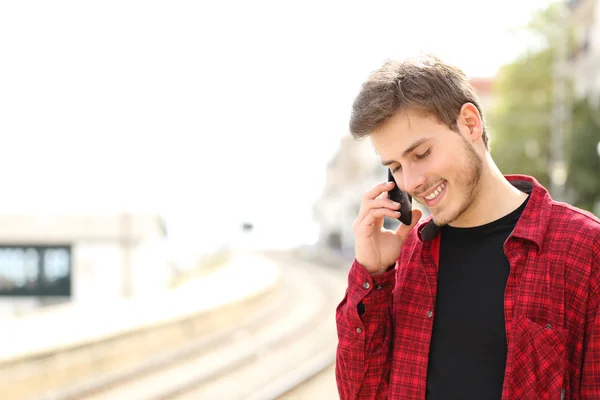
left=581, top=238, right=600, bottom=398
left=335, top=258, right=396, bottom=400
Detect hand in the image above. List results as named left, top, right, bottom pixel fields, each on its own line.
left=352, top=181, right=422, bottom=275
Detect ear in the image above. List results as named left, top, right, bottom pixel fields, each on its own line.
left=457, top=103, right=483, bottom=144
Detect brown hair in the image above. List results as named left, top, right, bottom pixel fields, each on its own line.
left=349, top=54, right=489, bottom=150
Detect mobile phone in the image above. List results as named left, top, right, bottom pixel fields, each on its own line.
left=387, top=169, right=412, bottom=225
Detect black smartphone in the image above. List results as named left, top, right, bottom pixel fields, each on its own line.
left=387, top=169, right=412, bottom=225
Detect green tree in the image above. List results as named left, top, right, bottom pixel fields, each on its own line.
left=487, top=4, right=564, bottom=189
left=566, top=98, right=600, bottom=212
left=487, top=48, right=553, bottom=188
left=488, top=3, right=600, bottom=214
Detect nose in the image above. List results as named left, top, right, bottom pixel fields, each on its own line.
left=402, top=166, right=427, bottom=195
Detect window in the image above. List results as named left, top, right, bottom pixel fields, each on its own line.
left=0, top=245, right=71, bottom=296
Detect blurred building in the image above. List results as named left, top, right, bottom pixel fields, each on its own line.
left=470, top=77, right=496, bottom=111
left=312, top=136, right=385, bottom=256
left=0, top=213, right=169, bottom=317
left=568, top=0, right=600, bottom=100
left=312, top=77, right=495, bottom=255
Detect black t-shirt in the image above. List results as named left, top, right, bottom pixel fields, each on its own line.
left=426, top=197, right=529, bottom=400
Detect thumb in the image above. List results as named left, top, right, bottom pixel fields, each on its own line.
left=395, top=209, right=423, bottom=239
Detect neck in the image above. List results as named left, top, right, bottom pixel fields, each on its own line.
left=449, top=152, right=528, bottom=228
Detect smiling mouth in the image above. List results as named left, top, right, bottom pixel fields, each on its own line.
left=423, top=181, right=446, bottom=200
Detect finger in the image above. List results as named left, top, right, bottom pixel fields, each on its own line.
left=395, top=209, right=423, bottom=238
left=363, top=181, right=395, bottom=201
left=376, top=190, right=389, bottom=200
left=356, top=198, right=401, bottom=223
left=361, top=208, right=401, bottom=228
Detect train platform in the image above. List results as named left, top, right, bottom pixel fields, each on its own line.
left=0, top=251, right=281, bottom=365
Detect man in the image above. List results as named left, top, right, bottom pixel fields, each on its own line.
left=335, top=55, right=600, bottom=399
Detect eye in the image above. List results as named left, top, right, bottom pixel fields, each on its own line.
left=391, top=165, right=402, bottom=174
left=416, top=148, right=431, bottom=159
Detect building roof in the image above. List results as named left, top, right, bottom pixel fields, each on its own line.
left=469, top=77, right=494, bottom=95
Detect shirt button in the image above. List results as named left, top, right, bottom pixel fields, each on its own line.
left=363, top=282, right=370, bottom=290
left=427, top=311, right=433, bottom=318
left=545, top=324, right=552, bottom=330
left=356, top=327, right=362, bottom=333
left=376, top=284, right=383, bottom=290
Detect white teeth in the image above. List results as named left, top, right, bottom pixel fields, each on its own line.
left=425, top=182, right=446, bottom=200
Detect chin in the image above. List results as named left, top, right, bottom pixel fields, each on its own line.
left=431, top=197, right=473, bottom=227
left=431, top=213, right=451, bottom=227
left=430, top=207, right=460, bottom=227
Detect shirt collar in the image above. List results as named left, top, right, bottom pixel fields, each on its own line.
left=417, top=174, right=551, bottom=250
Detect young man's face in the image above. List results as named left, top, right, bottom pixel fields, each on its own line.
left=370, top=108, right=483, bottom=227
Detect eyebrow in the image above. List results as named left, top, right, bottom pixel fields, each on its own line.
left=380, top=138, right=430, bottom=167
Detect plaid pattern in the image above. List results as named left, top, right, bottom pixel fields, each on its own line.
left=335, top=175, right=600, bottom=399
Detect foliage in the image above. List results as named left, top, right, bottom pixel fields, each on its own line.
left=487, top=2, right=600, bottom=213
left=566, top=98, right=600, bottom=211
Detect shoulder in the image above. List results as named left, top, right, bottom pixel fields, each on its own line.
left=547, top=201, right=600, bottom=240
left=548, top=202, right=600, bottom=296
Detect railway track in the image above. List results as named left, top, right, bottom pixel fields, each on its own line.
left=39, top=251, right=347, bottom=400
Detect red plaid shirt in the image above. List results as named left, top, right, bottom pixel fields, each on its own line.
left=335, top=175, right=600, bottom=399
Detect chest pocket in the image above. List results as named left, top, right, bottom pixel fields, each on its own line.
left=503, top=252, right=568, bottom=400
left=504, top=314, right=568, bottom=399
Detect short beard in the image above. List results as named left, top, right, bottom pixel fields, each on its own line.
left=432, top=137, right=483, bottom=227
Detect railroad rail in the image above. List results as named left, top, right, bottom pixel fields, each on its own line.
left=32, top=251, right=346, bottom=400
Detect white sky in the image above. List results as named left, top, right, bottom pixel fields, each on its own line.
left=0, top=0, right=554, bottom=251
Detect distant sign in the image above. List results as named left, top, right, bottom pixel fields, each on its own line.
left=0, top=245, right=72, bottom=297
